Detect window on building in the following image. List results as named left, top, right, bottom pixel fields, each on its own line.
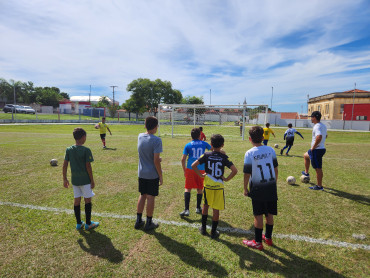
left=356, top=116, right=367, bottom=121
left=340, top=104, right=344, bottom=113
left=325, top=104, right=329, bottom=114
left=318, top=105, right=321, bottom=112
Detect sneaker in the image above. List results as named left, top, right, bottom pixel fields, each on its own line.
left=262, top=234, right=273, bottom=246
left=144, top=221, right=159, bottom=231
left=309, top=185, right=324, bottom=191
left=198, top=226, right=207, bottom=236
left=103, top=146, right=106, bottom=149
left=280, top=149, right=283, bottom=155
left=179, top=209, right=190, bottom=217
left=242, top=239, right=264, bottom=250
left=285, top=153, right=289, bottom=156
left=134, top=220, right=145, bottom=229
left=301, top=171, right=309, bottom=177
left=76, top=221, right=85, bottom=230
left=211, top=230, right=220, bottom=239
left=85, top=221, right=99, bottom=231
left=195, top=208, right=202, bottom=214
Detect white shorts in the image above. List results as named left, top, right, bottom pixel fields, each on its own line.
left=73, top=184, right=95, bottom=198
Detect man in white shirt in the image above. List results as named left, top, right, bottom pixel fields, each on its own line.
left=302, top=111, right=327, bottom=190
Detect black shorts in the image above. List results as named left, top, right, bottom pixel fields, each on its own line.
left=100, top=134, right=106, bottom=140
left=138, top=178, right=159, bottom=196
left=286, top=137, right=294, bottom=146
left=251, top=199, right=277, bottom=216
left=308, top=148, right=326, bottom=169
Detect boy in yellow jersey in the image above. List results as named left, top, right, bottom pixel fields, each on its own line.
left=192, top=134, right=238, bottom=239
left=95, top=117, right=112, bottom=148
left=263, top=123, right=275, bottom=145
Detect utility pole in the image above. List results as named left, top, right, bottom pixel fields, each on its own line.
left=110, top=86, right=118, bottom=106
left=210, top=89, right=212, bottom=105
left=89, top=85, right=91, bottom=103
left=270, top=87, right=273, bottom=111
left=351, top=83, right=356, bottom=129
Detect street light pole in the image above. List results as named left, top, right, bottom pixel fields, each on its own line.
left=110, top=85, right=118, bottom=106
left=350, top=83, right=356, bottom=129
left=89, top=85, right=91, bottom=103
left=210, top=89, right=211, bottom=105
left=270, top=86, right=273, bottom=111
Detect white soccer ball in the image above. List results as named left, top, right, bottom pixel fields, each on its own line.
left=286, top=176, right=296, bottom=185
left=300, top=175, right=310, bottom=183
left=274, top=144, right=279, bottom=148
left=50, top=159, right=58, bottom=166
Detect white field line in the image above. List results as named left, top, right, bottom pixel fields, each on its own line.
left=1, top=201, right=369, bottom=251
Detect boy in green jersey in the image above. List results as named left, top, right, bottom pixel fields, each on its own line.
left=63, top=128, right=99, bottom=231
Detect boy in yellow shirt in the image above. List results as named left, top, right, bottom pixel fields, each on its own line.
left=95, top=117, right=112, bottom=148
left=263, top=123, right=275, bottom=145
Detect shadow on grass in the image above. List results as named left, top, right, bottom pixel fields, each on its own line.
left=103, top=147, right=117, bottom=151
left=324, top=187, right=370, bottom=205
left=218, top=238, right=344, bottom=277
left=278, top=154, right=304, bottom=158
left=77, top=230, right=123, bottom=263
left=180, top=215, right=232, bottom=227
left=153, top=231, right=228, bottom=277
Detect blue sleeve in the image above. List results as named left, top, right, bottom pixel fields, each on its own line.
left=183, top=144, right=189, bottom=155
left=206, top=142, right=212, bottom=150
left=295, top=131, right=304, bottom=138
left=154, top=138, right=163, bottom=154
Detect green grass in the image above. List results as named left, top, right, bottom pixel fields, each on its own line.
left=0, top=124, right=369, bottom=277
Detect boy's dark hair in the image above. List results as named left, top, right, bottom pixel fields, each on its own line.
left=249, top=126, right=264, bottom=143
left=211, top=134, right=224, bottom=148
left=288, top=123, right=293, bottom=128
left=145, top=116, right=158, bottom=131
left=191, top=128, right=201, bottom=140
left=73, top=128, right=86, bottom=140
left=199, top=126, right=203, bottom=131
left=266, top=123, right=270, bottom=128
left=311, top=111, right=321, bottom=121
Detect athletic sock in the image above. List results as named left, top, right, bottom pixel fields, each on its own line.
left=255, top=227, right=263, bottom=243
left=85, top=203, right=92, bottom=225
left=287, top=146, right=292, bottom=154
left=184, top=192, right=191, bottom=210
left=201, top=214, right=208, bottom=231
left=102, top=139, right=106, bottom=146
left=211, top=221, right=219, bottom=235
left=136, top=213, right=143, bottom=223
left=146, top=216, right=153, bottom=225
left=265, top=224, right=273, bottom=239
left=196, top=193, right=202, bottom=209
left=74, top=205, right=81, bottom=224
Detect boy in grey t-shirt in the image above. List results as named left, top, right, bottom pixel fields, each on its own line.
left=135, top=116, right=163, bottom=231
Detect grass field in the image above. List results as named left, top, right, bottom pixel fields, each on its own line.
left=0, top=123, right=369, bottom=277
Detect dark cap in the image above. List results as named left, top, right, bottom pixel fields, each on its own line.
left=310, top=111, right=321, bottom=121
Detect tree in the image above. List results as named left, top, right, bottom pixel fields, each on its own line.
left=182, top=96, right=204, bottom=104
left=126, top=78, right=183, bottom=116
left=122, top=97, right=147, bottom=121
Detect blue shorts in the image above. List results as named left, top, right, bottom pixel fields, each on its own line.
left=263, top=140, right=268, bottom=145
left=308, top=149, right=326, bottom=169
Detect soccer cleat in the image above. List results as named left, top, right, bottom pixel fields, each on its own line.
left=198, top=226, right=207, bottom=236
left=179, top=209, right=190, bottom=217
left=195, top=208, right=202, bottom=214
left=211, top=230, right=220, bottom=239
left=76, top=221, right=85, bottom=230
left=242, top=239, right=264, bottom=250
left=309, top=185, right=324, bottom=191
left=280, top=149, right=283, bottom=155
left=144, top=221, right=159, bottom=231
left=301, top=171, right=309, bottom=177
left=262, top=234, right=273, bottom=246
left=134, top=220, right=145, bottom=229
left=103, top=146, right=106, bottom=149
left=85, top=221, right=99, bottom=231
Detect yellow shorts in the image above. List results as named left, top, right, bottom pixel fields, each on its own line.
left=203, top=175, right=225, bottom=210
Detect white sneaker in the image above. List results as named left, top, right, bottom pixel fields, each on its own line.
left=179, top=210, right=190, bottom=217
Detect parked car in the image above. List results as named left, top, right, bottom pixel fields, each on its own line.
left=3, top=104, right=22, bottom=113
left=22, top=106, right=36, bottom=114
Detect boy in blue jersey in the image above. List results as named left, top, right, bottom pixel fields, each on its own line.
left=192, top=134, right=238, bottom=239
left=180, top=128, right=212, bottom=217
left=280, top=123, right=304, bottom=155
left=243, top=126, right=278, bottom=250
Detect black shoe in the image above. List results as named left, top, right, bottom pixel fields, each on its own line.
left=134, top=220, right=145, bottom=229
left=211, top=230, right=220, bottom=239
left=199, top=226, right=207, bottom=236
left=195, top=208, right=202, bottom=214
left=179, top=209, right=190, bottom=217
left=144, top=221, right=159, bottom=231
left=280, top=149, right=283, bottom=155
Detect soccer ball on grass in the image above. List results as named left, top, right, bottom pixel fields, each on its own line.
left=300, top=175, right=310, bottom=183
left=286, top=176, right=296, bottom=185
left=50, top=159, right=58, bottom=166
left=274, top=144, right=279, bottom=148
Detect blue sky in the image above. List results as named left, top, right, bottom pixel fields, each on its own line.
left=0, top=0, right=369, bottom=112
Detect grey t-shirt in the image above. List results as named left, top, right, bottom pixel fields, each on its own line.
left=138, top=133, right=163, bottom=179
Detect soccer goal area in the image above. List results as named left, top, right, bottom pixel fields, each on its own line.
left=157, top=104, right=268, bottom=139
